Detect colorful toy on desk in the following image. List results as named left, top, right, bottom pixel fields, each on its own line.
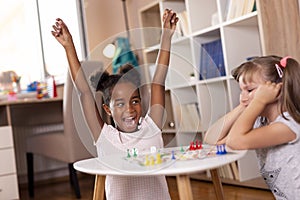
left=189, top=142, right=195, bottom=150
left=155, top=152, right=162, bottom=164
left=196, top=140, right=202, bottom=149
left=189, top=140, right=202, bottom=151
left=125, top=144, right=231, bottom=168
left=126, top=148, right=139, bottom=158
left=143, top=154, right=160, bottom=166
left=149, top=156, right=155, bottom=166
left=180, top=146, right=185, bottom=153
left=27, top=81, right=39, bottom=92
left=47, top=76, right=57, bottom=98
left=132, top=148, right=138, bottom=157
left=216, top=144, right=227, bottom=155
left=150, top=146, right=157, bottom=153
left=144, top=155, right=150, bottom=166
left=171, top=150, right=176, bottom=160
left=127, top=149, right=131, bottom=158
left=126, top=147, right=164, bottom=166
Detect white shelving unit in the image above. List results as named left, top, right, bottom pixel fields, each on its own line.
left=138, top=0, right=300, bottom=188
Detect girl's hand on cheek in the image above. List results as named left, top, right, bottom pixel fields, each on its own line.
left=254, top=81, right=282, bottom=105
left=239, top=93, right=250, bottom=107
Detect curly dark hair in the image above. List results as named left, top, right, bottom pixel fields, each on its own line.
left=89, top=64, right=141, bottom=105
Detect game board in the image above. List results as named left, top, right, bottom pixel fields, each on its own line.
left=97, top=142, right=228, bottom=174
left=124, top=142, right=227, bottom=167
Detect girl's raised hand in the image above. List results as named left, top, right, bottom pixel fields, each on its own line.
left=51, top=18, right=73, bottom=48
left=162, top=9, right=179, bottom=36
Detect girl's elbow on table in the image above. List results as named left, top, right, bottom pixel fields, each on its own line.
left=226, top=136, right=250, bottom=150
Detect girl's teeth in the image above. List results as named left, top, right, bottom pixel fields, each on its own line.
left=124, top=118, right=135, bottom=127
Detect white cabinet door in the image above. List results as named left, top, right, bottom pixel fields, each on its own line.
left=0, top=149, right=17, bottom=176
left=0, top=174, right=19, bottom=200
left=0, top=126, right=13, bottom=149
left=0, top=125, right=19, bottom=199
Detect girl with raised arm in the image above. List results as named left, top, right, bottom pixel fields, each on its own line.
left=52, top=9, right=178, bottom=200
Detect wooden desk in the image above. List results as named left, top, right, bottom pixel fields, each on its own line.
left=0, top=96, right=63, bottom=126
left=0, top=96, right=63, bottom=185
left=74, top=146, right=247, bottom=200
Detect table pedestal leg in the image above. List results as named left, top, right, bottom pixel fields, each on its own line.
left=176, top=175, right=193, bottom=200
left=93, top=175, right=106, bottom=200
left=210, top=169, right=224, bottom=200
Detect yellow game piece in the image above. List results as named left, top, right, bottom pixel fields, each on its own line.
left=144, top=155, right=150, bottom=166
left=155, top=153, right=162, bottom=164
left=149, top=156, right=155, bottom=166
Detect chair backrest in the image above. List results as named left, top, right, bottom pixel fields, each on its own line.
left=63, top=70, right=97, bottom=161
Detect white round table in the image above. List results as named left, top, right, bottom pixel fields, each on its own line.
left=74, top=146, right=247, bottom=200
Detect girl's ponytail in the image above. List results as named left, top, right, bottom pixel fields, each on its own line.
left=281, top=57, right=300, bottom=123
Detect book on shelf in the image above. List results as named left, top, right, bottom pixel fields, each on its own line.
left=230, top=161, right=240, bottom=181
left=242, top=0, right=256, bottom=15
left=226, top=0, right=256, bottom=21
left=175, top=20, right=184, bottom=36
left=199, top=39, right=225, bottom=80
left=177, top=10, right=189, bottom=36
left=210, top=162, right=239, bottom=181
left=176, top=103, right=201, bottom=132
left=224, top=164, right=234, bottom=180
left=206, top=161, right=239, bottom=181
left=216, top=164, right=234, bottom=180
left=225, top=0, right=238, bottom=21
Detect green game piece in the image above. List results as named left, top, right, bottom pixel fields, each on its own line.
left=180, top=146, right=184, bottom=153
left=127, top=149, right=131, bottom=158
left=133, top=148, right=137, bottom=157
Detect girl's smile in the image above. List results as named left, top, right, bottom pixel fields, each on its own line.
left=107, top=82, right=142, bottom=133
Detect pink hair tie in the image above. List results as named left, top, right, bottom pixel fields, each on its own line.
left=280, top=56, right=292, bottom=67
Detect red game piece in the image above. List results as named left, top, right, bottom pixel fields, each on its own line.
left=189, top=141, right=195, bottom=150
left=195, top=140, right=199, bottom=149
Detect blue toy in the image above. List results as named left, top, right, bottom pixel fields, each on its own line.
left=216, top=144, right=227, bottom=155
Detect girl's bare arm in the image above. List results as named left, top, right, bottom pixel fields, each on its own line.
left=52, top=18, right=103, bottom=141
left=204, top=104, right=245, bottom=144
left=226, top=82, right=295, bottom=149
left=150, top=9, right=178, bottom=129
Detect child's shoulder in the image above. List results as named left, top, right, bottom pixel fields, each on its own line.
left=141, top=114, right=155, bottom=125
left=100, top=123, right=119, bottom=135
left=140, top=115, right=161, bottom=132
left=274, top=112, right=300, bottom=139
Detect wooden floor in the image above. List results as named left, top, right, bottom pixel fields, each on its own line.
left=19, top=174, right=275, bottom=200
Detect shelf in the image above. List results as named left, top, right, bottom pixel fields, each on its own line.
left=139, top=2, right=161, bottom=47
left=144, top=36, right=190, bottom=53
left=191, top=25, right=221, bottom=37
left=187, top=0, right=218, bottom=33
left=162, top=129, right=176, bottom=133
left=223, top=11, right=258, bottom=27
left=197, top=76, right=228, bottom=85
left=166, top=80, right=197, bottom=90
left=138, top=0, right=300, bottom=190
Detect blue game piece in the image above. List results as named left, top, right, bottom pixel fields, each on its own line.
left=216, top=144, right=227, bottom=155
left=171, top=150, right=176, bottom=160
